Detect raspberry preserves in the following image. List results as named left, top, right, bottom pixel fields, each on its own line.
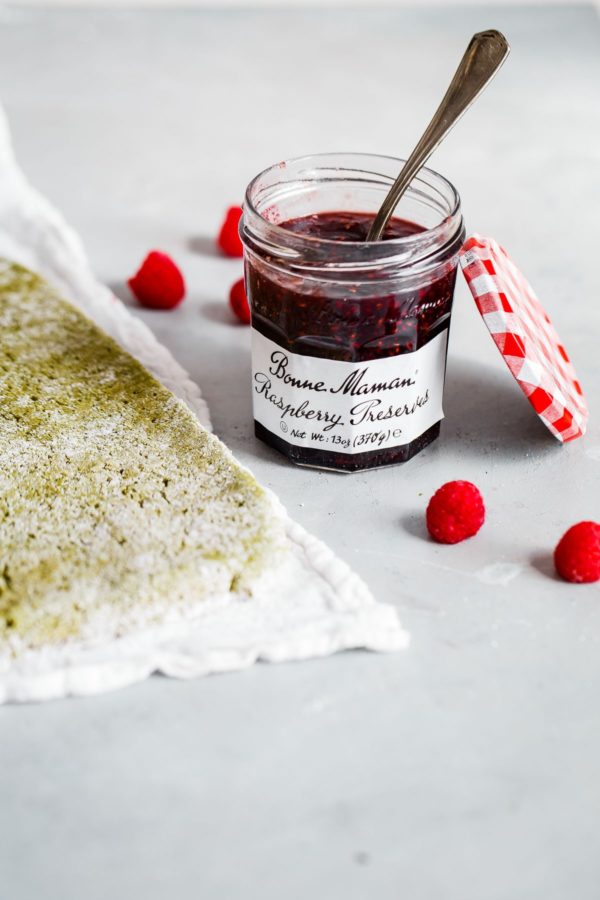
left=241, top=154, right=465, bottom=472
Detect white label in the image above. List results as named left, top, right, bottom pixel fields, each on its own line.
left=251, top=329, right=448, bottom=454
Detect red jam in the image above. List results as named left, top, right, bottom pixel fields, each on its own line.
left=279, top=211, right=424, bottom=243
left=246, top=210, right=459, bottom=471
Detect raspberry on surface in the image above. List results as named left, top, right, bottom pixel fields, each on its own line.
left=217, top=206, right=244, bottom=258
left=229, top=277, right=250, bottom=325
left=426, top=480, right=485, bottom=544
left=127, top=251, right=186, bottom=310
left=554, top=521, right=600, bottom=583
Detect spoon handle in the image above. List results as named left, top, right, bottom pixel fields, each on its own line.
left=366, top=29, right=510, bottom=242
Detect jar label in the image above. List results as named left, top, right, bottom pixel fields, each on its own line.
left=251, top=329, right=448, bottom=455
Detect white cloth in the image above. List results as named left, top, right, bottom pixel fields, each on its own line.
left=0, top=106, right=408, bottom=703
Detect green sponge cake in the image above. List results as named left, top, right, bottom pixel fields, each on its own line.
left=0, top=260, right=284, bottom=654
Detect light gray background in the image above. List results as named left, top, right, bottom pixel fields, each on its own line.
left=2, top=0, right=593, bottom=9
left=1, top=5, right=600, bottom=899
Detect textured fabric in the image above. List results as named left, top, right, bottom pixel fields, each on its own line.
left=0, top=106, right=408, bottom=703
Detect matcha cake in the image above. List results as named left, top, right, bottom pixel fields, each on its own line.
left=0, top=260, right=285, bottom=655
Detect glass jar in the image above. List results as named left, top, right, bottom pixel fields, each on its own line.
left=241, top=152, right=465, bottom=472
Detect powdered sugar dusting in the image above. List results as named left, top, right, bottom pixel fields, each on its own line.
left=0, top=104, right=407, bottom=704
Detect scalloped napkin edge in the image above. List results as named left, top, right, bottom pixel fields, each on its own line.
left=0, top=105, right=408, bottom=704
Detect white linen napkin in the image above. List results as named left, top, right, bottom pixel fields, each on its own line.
left=0, top=105, right=408, bottom=703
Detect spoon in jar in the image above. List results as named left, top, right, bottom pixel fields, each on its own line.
left=366, top=29, right=510, bottom=242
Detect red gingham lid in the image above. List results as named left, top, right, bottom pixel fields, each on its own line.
left=460, top=234, right=588, bottom=443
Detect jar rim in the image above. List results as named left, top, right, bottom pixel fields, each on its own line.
left=243, top=151, right=461, bottom=252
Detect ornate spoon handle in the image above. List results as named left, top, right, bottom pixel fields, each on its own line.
left=366, top=29, right=510, bottom=242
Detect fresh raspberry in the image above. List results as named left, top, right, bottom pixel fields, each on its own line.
left=128, top=251, right=185, bottom=310
left=426, top=480, right=485, bottom=544
left=229, top=277, right=250, bottom=325
left=217, top=206, right=243, bottom=257
left=554, top=521, right=600, bottom=583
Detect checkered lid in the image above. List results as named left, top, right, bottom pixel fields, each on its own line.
left=460, top=234, right=588, bottom=443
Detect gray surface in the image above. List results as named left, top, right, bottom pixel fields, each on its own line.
left=1, top=5, right=600, bottom=899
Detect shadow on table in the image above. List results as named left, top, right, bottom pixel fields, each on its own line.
left=107, top=280, right=135, bottom=306
left=188, top=235, right=222, bottom=258
left=201, top=300, right=236, bottom=326
left=442, top=356, right=560, bottom=462
left=399, top=511, right=430, bottom=541
left=530, top=551, right=561, bottom=582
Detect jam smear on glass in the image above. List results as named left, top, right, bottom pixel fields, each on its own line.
left=247, top=210, right=459, bottom=472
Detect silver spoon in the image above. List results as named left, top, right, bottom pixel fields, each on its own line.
left=366, top=29, right=510, bottom=242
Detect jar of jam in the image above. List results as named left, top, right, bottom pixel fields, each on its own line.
left=241, top=153, right=465, bottom=472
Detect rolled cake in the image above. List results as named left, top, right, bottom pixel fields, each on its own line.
left=0, top=260, right=285, bottom=654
